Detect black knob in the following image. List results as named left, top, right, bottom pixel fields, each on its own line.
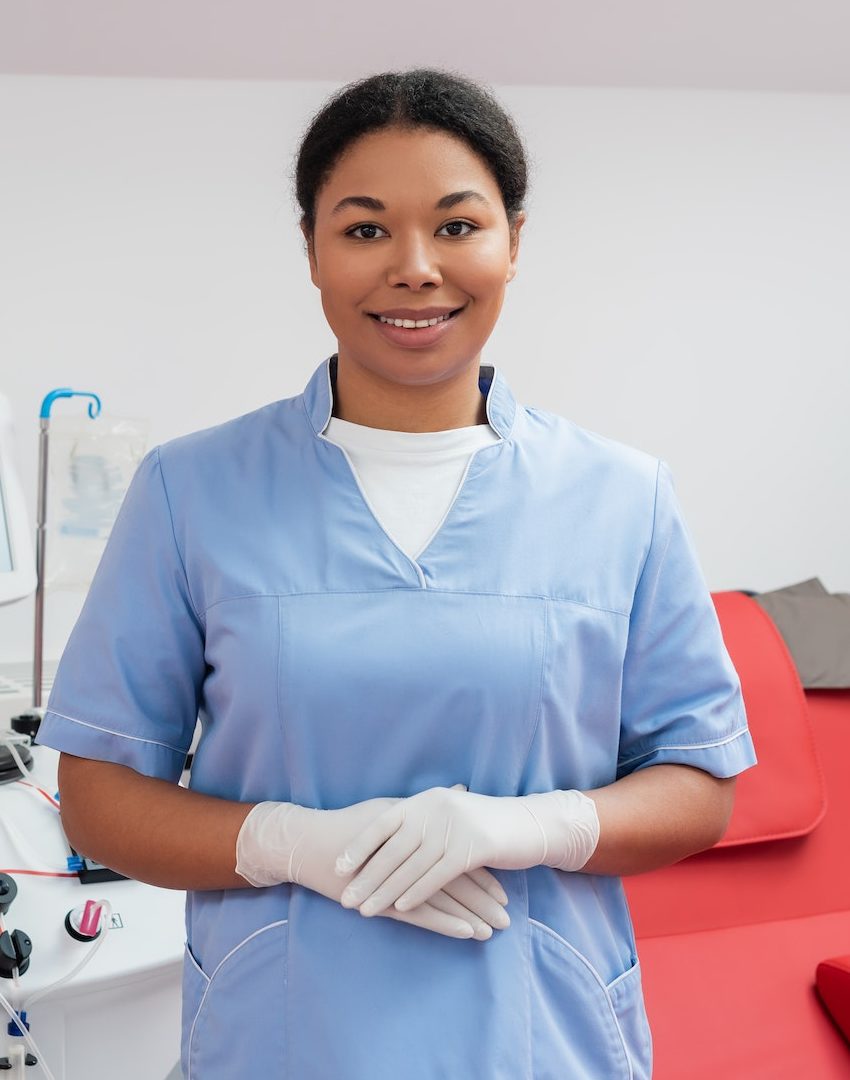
left=11, top=713, right=41, bottom=741
left=12, top=930, right=31, bottom=976
left=0, top=929, right=31, bottom=979
left=0, top=874, right=17, bottom=915
left=0, top=932, right=17, bottom=979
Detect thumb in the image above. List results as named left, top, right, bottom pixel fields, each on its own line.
left=451, top=783, right=468, bottom=791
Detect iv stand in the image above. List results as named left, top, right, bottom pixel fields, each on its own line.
left=32, top=389, right=102, bottom=712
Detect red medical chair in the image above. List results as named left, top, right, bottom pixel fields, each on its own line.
left=625, top=590, right=850, bottom=1078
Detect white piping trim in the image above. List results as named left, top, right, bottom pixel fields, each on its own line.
left=183, top=941, right=209, bottom=985
left=529, top=917, right=635, bottom=1080
left=413, top=453, right=476, bottom=561
left=186, top=919, right=288, bottom=1080
left=43, top=709, right=189, bottom=755
left=606, top=960, right=641, bottom=992
left=618, top=724, right=750, bottom=769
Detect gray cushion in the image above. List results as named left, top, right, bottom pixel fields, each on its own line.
left=753, top=578, right=850, bottom=688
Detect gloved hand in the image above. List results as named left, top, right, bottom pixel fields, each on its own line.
left=334, top=786, right=600, bottom=918
left=235, top=786, right=511, bottom=941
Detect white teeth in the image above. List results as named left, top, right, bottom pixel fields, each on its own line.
left=378, top=311, right=454, bottom=328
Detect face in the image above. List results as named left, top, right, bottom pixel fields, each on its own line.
left=303, top=125, right=525, bottom=390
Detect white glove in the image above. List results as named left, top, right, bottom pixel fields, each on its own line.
left=334, top=786, right=600, bottom=917
left=235, top=787, right=511, bottom=941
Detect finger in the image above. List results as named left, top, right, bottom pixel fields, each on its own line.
left=465, top=866, right=509, bottom=905
left=354, top=845, right=439, bottom=916
left=392, top=856, right=468, bottom=914
left=380, top=870, right=509, bottom=930
left=334, top=803, right=404, bottom=877
left=383, top=902, right=475, bottom=940
left=439, top=875, right=511, bottom=929
left=424, top=890, right=493, bottom=940
left=340, top=828, right=424, bottom=910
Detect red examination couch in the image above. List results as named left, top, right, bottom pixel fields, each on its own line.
left=624, top=590, right=850, bottom=1079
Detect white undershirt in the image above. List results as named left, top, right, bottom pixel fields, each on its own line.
left=322, top=416, right=501, bottom=561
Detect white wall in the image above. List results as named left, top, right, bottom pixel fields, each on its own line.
left=1, top=75, right=848, bottom=662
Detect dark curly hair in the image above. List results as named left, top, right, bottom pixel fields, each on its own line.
left=292, top=68, right=530, bottom=246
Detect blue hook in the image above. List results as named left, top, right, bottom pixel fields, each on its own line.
left=39, top=389, right=102, bottom=420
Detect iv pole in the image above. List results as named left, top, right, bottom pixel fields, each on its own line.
left=32, top=389, right=101, bottom=713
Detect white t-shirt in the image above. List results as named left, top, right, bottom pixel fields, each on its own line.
left=322, top=416, right=501, bottom=561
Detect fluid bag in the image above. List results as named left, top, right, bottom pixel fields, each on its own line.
left=45, top=414, right=149, bottom=590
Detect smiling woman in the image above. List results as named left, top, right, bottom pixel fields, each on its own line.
left=36, top=67, right=757, bottom=1080
left=293, top=70, right=528, bottom=430
left=301, top=129, right=522, bottom=424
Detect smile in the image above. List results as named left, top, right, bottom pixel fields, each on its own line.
left=366, top=305, right=466, bottom=347
left=372, top=309, right=460, bottom=328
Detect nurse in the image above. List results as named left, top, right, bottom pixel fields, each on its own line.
left=37, top=68, right=757, bottom=1078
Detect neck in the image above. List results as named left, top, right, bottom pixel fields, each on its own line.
left=331, top=354, right=488, bottom=432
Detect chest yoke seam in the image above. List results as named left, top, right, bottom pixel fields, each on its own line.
left=200, top=588, right=629, bottom=619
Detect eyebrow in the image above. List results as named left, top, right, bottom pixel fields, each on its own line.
left=329, top=190, right=491, bottom=216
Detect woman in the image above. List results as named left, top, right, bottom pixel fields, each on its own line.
left=38, top=68, right=757, bottom=1078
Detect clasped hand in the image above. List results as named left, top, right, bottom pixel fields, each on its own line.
left=235, top=784, right=512, bottom=940
left=335, top=785, right=548, bottom=917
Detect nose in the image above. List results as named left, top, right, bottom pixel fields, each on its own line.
left=385, top=232, right=443, bottom=290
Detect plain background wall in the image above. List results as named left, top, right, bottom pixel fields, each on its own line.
left=1, top=74, right=848, bottom=663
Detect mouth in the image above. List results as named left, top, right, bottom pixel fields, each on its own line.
left=365, top=304, right=467, bottom=349
left=367, top=305, right=466, bottom=326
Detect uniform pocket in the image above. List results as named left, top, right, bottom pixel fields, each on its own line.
left=180, top=920, right=288, bottom=1080
left=528, top=918, right=652, bottom=1080
left=606, top=955, right=653, bottom=1080
left=181, top=941, right=209, bottom=1075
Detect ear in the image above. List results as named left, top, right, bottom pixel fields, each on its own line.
left=301, top=222, right=320, bottom=288
left=506, top=211, right=526, bottom=284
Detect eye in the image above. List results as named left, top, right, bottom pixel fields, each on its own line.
left=345, top=223, right=388, bottom=240
left=437, top=221, right=479, bottom=237
left=344, top=220, right=480, bottom=241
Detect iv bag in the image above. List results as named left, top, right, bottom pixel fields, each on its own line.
left=45, top=414, right=149, bottom=590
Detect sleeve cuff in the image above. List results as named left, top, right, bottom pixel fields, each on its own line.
left=617, top=723, right=758, bottom=780
left=36, top=709, right=190, bottom=784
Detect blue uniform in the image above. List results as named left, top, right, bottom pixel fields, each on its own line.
left=37, top=355, right=757, bottom=1079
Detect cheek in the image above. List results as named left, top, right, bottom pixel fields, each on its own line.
left=466, top=271, right=509, bottom=310
left=317, top=274, right=362, bottom=326
left=453, top=245, right=512, bottom=296
left=323, top=265, right=359, bottom=298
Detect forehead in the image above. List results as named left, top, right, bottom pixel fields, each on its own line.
left=316, top=127, right=500, bottom=214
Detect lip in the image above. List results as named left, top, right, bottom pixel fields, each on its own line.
left=368, top=305, right=466, bottom=320
left=368, top=304, right=465, bottom=349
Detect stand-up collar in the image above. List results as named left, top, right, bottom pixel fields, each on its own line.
left=301, top=354, right=517, bottom=441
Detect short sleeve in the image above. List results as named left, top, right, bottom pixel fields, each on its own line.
left=36, top=446, right=205, bottom=783
left=616, top=459, right=758, bottom=781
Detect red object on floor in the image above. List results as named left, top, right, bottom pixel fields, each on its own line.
left=624, top=591, right=850, bottom=1078
left=817, top=955, right=850, bottom=1045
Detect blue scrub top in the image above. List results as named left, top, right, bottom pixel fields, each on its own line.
left=38, top=355, right=757, bottom=1079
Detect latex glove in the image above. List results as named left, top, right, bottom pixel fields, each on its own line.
left=235, top=787, right=511, bottom=941
left=334, top=786, right=600, bottom=918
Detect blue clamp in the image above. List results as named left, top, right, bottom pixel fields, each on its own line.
left=7, top=1010, right=28, bottom=1037
left=66, top=855, right=84, bottom=873
left=39, top=389, right=102, bottom=420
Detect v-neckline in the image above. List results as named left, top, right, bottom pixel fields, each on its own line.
left=301, top=354, right=516, bottom=588
left=317, top=429, right=500, bottom=586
